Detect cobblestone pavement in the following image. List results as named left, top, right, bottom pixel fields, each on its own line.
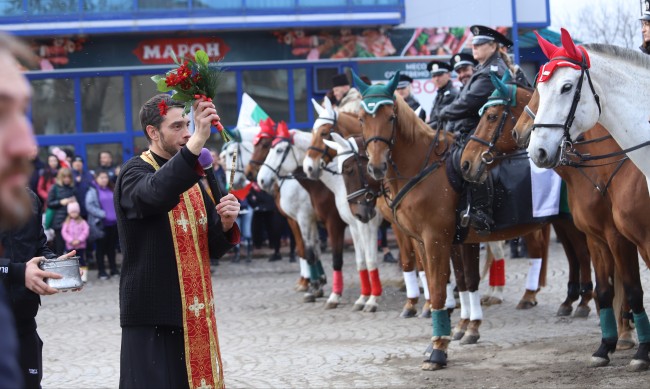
left=39, top=238, right=650, bottom=388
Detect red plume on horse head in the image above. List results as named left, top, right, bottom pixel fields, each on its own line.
left=254, top=117, right=276, bottom=145
left=272, top=120, right=293, bottom=147
left=534, top=28, right=590, bottom=83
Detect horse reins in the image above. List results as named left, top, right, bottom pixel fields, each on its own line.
left=263, top=139, right=303, bottom=180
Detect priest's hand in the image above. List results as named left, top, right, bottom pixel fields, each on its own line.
left=187, top=100, right=221, bottom=156
left=216, top=193, right=240, bottom=232
left=25, top=256, right=61, bottom=295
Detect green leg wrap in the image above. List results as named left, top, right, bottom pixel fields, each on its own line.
left=432, top=309, right=451, bottom=337
left=309, top=263, right=320, bottom=283
left=316, top=260, right=325, bottom=278
left=600, top=308, right=618, bottom=340
left=634, top=311, right=650, bottom=344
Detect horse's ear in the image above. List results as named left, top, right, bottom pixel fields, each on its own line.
left=560, top=28, right=581, bottom=62
left=352, top=70, right=370, bottom=95
left=323, top=96, right=334, bottom=113
left=311, top=98, right=327, bottom=117
left=534, top=30, right=558, bottom=59
left=323, top=138, right=342, bottom=154
left=329, top=131, right=347, bottom=147
left=490, top=71, right=509, bottom=98
left=386, top=71, right=400, bottom=95
left=502, top=70, right=512, bottom=84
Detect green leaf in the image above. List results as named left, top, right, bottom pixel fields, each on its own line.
left=154, top=77, right=172, bottom=92
left=171, top=92, right=193, bottom=102
left=195, top=50, right=209, bottom=67
left=170, top=50, right=179, bottom=65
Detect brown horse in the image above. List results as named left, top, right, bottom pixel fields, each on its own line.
left=353, top=80, right=558, bottom=370
left=507, top=87, right=650, bottom=369
left=246, top=134, right=349, bottom=309
left=462, top=80, right=650, bottom=370
left=304, top=103, right=435, bottom=318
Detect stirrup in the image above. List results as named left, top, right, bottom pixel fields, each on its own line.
left=460, top=203, right=471, bottom=227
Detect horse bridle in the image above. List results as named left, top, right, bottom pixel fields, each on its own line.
left=467, top=97, right=518, bottom=166
left=307, top=114, right=338, bottom=167
left=262, top=138, right=301, bottom=180
left=337, top=144, right=381, bottom=207
left=362, top=105, right=397, bottom=152
left=530, top=53, right=602, bottom=154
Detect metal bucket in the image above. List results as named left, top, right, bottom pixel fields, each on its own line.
left=39, top=256, right=83, bottom=291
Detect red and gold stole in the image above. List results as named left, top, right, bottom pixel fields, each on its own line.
left=141, top=150, right=224, bottom=389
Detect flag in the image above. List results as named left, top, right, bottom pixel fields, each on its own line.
left=236, top=93, right=269, bottom=129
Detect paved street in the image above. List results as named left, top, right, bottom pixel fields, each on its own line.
left=38, top=237, right=650, bottom=388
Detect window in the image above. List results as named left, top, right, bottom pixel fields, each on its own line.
left=242, top=69, right=289, bottom=123
left=133, top=136, right=149, bottom=156
left=0, top=0, right=22, bottom=15
left=131, top=75, right=161, bottom=131
left=293, top=69, right=308, bottom=123
left=36, top=145, right=76, bottom=167
left=314, top=67, right=339, bottom=93
left=81, top=76, right=125, bottom=133
left=137, top=0, right=189, bottom=10
left=28, top=0, right=77, bottom=14
left=31, top=79, right=76, bottom=135
left=194, top=0, right=241, bottom=9
left=83, top=0, right=133, bottom=12
left=85, top=143, right=124, bottom=172
left=299, top=0, right=345, bottom=6
left=352, top=0, right=399, bottom=4
left=245, top=0, right=293, bottom=8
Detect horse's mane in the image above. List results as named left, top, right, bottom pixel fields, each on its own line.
left=394, top=94, right=436, bottom=145
left=584, top=43, right=650, bottom=69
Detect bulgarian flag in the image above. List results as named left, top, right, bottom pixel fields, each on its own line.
left=236, top=93, right=269, bottom=129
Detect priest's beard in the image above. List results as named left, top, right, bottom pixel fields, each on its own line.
left=0, top=158, right=33, bottom=231
left=159, top=131, right=180, bottom=159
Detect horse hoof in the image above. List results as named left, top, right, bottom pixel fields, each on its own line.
left=460, top=334, right=480, bottom=345
left=617, top=339, right=636, bottom=351
left=324, top=301, right=339, bottom=309
left=294, top=284, right=309, bottom=292
left=421, top=361, right=445, bottom=371
left=352, top=303, right=365, bottom=311
left=451, top=330, right=465, bottom=341
left=313, top=289, right=324, bottom=298
left=516, top=300, right=538, bottom=310
left=628, top=359, right=650, bottom=372
left=480, top=295, right=489, bottom=304
left=573, top=305, right=591, bottom=318
left=303, top=293, right=316, bottom=303
left=363, top=304, right=378, bottom=313
left=556, top=304, right=573, bottom=317
left=400, top=308, right=417, bottom=318
left=420, top=309, right=432, bottom=319
left=590, top=356, right=610, bottom=368
left=484, top=296, right=503, bottom=306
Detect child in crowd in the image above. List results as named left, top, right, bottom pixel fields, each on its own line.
left=61, top=202, right=89, bottom=282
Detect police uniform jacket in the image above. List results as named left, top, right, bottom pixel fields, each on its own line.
left=440, top=51, right=507, bottom=136
left=428, top=80, right=459, bottom=129
left=404, top=94, right=427, bottom=121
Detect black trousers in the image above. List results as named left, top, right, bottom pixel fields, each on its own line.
left=252, top=210, right=281, bottom=253
left=18, top=328, right=43, bottom=389
left=96, top=225, right=118, bottom=273
left=120, top=326, right=188, bottom=389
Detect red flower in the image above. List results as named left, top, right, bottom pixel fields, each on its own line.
left=158, top=100, right=168, bottom=116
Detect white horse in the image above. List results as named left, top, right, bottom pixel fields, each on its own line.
left=528, top=28, right=650, bottom=193
left=303, top=96, right=337, bottom=180
left=225, top=127, right=321, bottom=298
left=259, top=130, right=384, bottom=312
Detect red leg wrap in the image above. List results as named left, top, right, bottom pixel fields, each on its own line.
left=332, top=270, right=343, bottom=294
left=370, top=269, right=382, bottom=296
left=359, top=270, right=371, bottom=296
left=489, top=259, right=506, bottom=287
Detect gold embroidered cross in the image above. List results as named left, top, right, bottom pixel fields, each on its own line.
left=196, top=378, right=212, bottom=389
left=188, top=296, right=205, bottom=318
left=176, top=212, right=190, bottom=233
left=198, top=211, right=208, bottom=231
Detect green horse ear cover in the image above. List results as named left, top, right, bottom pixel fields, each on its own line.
left=355, top=70, right=401, bottom=115
left=352, top=70, right=370, bottom=95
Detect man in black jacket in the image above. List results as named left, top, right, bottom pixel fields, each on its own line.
left=427, top=60, right=459, bottom=130
left=0, top=188, right=71, bottom=388
left=116, top=94, right=240, bottom=389
left=395, top=74, right=427, bottom=121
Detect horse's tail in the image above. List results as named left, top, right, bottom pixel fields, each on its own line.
left=613, top=267, right=627, bottom=336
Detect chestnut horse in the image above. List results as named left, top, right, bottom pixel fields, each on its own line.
left=304, top=99, right=439, bottom=318
left=510, top=87, right=650, bottom=370
left=246, top=131, right=348, bottom=309
left=351, top=73, right=564, bottom=370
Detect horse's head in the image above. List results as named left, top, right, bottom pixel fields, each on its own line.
left=354, top=70, right=401, bottom=180
left=461, top=71, right=532, bottom=183
left=324, top=132, right=380, bottom=223
left=304, top=97, right=339, bottom=180
left=222, top=140, right=253, bottom=190
left=245, top=118, right=276, bottom=181
left=512, top=89, right=540, bottom=148
left=529, top=28, right=602, bottom=168
left=257, top=124, right=300, bottom=192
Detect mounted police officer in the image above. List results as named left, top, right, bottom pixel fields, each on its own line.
left=641, top=0, right=650, bottom=54
left=395, top=74, right=426, bottom=121
left=439, top=25, right=511, bottom=234
left=427, top=60, right=458, bottom=130
left=450, top=53, right=477, bottom=88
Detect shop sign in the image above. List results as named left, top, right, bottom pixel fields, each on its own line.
left=132, top=37, right=230, bottom=64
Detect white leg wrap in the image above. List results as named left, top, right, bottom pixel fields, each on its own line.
left=525, top=258, right=542, bottom=291
left=459, top=291, right=470, bottom=319
left=469, top=291, right=483, bottom=321
left=299, top=258, right=310, bottom=278
left=445, top=283, right=456, bottom=309
left=403, top=271, right=420, bottom=299
left=418, top=271, right=430, bottom=300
